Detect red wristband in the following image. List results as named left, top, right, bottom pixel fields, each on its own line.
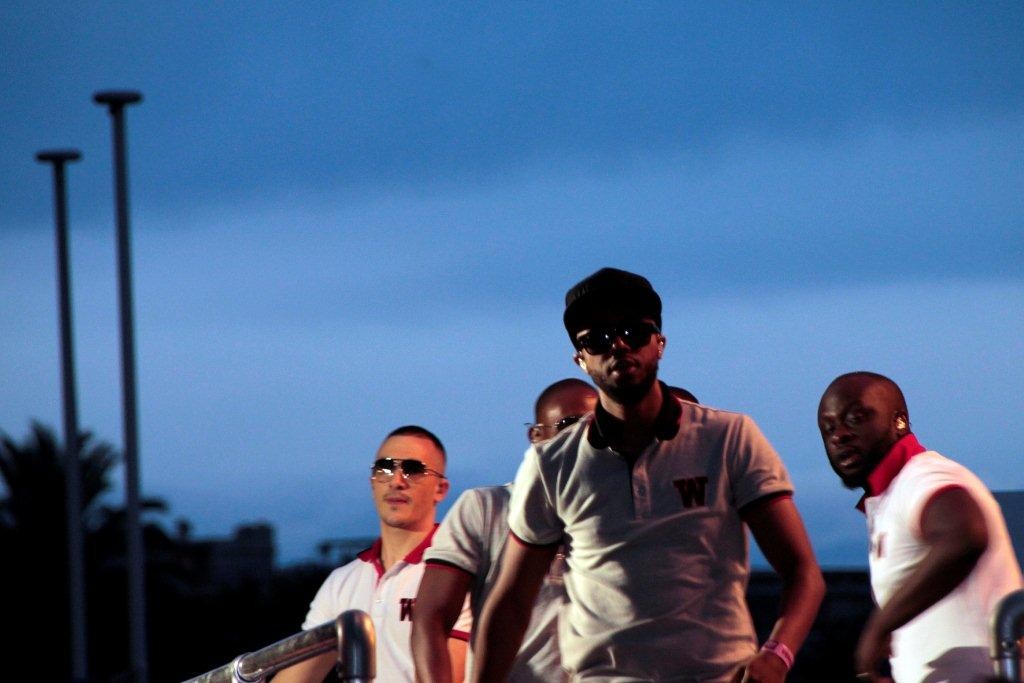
left=760, top=639, right=794, bottom=670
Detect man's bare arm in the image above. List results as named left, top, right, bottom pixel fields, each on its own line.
left=269, top=651, right=335, bottom=683
left=743, top=496, right=826, bottom=683
left=469, top=534, right=557, bottom=683
left=446, top=635, right=467, bottom=683
left=412, top=564, right=473, bottom=683
left=854, top=486, right=988, bottom=679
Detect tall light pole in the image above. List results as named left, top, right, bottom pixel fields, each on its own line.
left=36, top=148, right=88, bottom=683
left=93, top=89, right=147, bottom=683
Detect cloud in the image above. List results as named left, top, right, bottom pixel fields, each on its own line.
left=114, top=112, right=1024, bottom=329
left=3, top=1, right=1022, bottom=565
left=3, top=3, right=1021, bottom=225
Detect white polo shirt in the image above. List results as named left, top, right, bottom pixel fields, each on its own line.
left=861, top=435, right=1023, bottom=682
left=303, top=526, right=471, bottom=682
left=509, top=393, right=793, bottom=681
left=426, top=484, right=567, bottom=681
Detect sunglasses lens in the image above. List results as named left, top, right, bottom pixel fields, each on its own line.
left=401, top=459, right=427, bottom=476
left=620, top=324, right=652, bottom=350
left=578, top=330, right=614, bottom=355
left=373, top=458, right=395, bottom=473
left=371, top=457, right=442, bottom=485
left=579, top=323, right=658, bottom=354
left=555, top=415, right=582, bottom=431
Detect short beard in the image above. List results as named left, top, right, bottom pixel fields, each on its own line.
left=829, top=451, right=885, bottom=491
left=598, top=367, right=658, bottom=406
left=838, top=473, right=863, bottom=490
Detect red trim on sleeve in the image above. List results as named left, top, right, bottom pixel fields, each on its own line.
left=424, top=559, right=474, bottom=578
left=448, top=629, right=470, bottom=642
left=738, top=491, right=792, bottom=521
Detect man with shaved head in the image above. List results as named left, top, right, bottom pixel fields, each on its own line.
left=818, top=372, right=1022, bottom=682
left=412, top=378, right=597, bottom=681
left=527, top=378, right=600, bottom=444
left=274, top=425, right=468, bottom=683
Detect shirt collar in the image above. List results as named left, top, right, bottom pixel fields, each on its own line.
left=357, top=523, right=439, bottom=575
left=587, top=380, right=681, bottom=449
left=856, top=433, right=926, bottom=511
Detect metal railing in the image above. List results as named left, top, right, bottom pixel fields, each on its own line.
left=993, top=589, right=1024, bottom=682
left=183, top=609, right=375, bottom=683
left=179, top=590, right=1024, bottom=682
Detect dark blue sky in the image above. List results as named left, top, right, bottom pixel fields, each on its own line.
left=2, top=2, right=1022, bottom=565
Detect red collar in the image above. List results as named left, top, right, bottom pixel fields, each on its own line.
left=856, top=434, right=926, bottom=511
left=357, top=523, right=439, bottom=577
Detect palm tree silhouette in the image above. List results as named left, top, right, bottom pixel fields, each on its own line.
left=0, top=421, right=117, bottom=541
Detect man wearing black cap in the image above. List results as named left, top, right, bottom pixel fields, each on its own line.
left=472, top=268, right=825, bottom=683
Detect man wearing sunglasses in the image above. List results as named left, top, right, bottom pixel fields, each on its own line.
left=525, top=378, right=600, bottom=445
left=412, top=378, right=598, bottom=682
left=273, top=425, right=469, bottom=683
left=472, top=268, right=824, bottom=683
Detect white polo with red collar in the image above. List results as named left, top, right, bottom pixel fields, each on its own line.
left=509, top=394, right=793, bottom=681
left=303, top=526, right=471, bottom=682
left=860, top=434, right=1023, bottom=682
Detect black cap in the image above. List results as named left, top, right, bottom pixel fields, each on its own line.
left=563, top=267, right=662, bottom=339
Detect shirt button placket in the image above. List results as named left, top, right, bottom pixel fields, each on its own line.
left=373, top=579, right=385, bottom=616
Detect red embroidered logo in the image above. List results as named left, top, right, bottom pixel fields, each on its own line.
left=400, top=597, right=415, bottom=621
left=673, top=476, right=708, bottom=508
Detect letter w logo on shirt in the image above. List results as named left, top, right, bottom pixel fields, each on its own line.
left=400, top=597, right=415, bottom=621
left=673, top=476, right=708, bottom=508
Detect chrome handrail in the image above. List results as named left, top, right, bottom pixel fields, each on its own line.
left=992, top=589, right=1024, bottom=682
left=183, top=609, right=375, bottom=683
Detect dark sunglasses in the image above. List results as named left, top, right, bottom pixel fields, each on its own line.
left=370, top=458, right=446, bottom=483
left=574, top=321, right=660, bottom=355
left=526, top=414, right=584, bottom=443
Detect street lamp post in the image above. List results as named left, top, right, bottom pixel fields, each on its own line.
left=93, top=89, right=147, bottom=683
left=36, top=148, right=88, bottom=683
